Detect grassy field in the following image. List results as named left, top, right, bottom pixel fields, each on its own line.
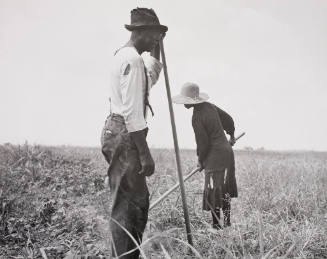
left=0, top=144, right=327, bottom=258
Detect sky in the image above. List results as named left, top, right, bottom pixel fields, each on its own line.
left=1, top=0, right=327, bottom=151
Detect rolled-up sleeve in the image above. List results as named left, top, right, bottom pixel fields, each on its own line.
left=120, top=57, right=147, bottom=132
left=143, top=55, right=163, bottom=87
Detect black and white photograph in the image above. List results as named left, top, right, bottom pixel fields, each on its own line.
left=1, top=0, right=327, bottom=258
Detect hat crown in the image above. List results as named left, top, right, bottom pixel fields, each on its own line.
left=125, top=7, right=168, bottom=32
left=172, top=82, right=209, bottom=104
left=130, top=8, right=160, bottom=27
left=181, top=83, right=200, bottom=100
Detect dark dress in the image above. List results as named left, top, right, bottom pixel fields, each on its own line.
left=192, top=102, right=238, bottom=210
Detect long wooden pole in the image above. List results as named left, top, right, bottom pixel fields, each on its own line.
left=150, top=132, right=245, bottom=210
left=159, top=39, right=193, bottom=246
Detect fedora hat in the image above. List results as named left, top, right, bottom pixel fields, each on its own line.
left=172, top=82, right=209, bottom=105
left=125, top=8, right=168, bottom=32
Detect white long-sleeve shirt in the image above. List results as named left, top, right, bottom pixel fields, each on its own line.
left=108, top=47, right=162, bottom=132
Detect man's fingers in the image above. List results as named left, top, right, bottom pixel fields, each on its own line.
left=145, top=165, right=155, bottom=176
left=138, top=166, right=150, bottom=175
left=138, top=163, right=155, bottom=176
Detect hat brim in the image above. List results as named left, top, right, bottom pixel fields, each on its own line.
left=172, top=93, right=209, bottom=105
left=125, top=24, right=168, bottom=32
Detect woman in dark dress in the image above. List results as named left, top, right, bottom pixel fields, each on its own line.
left=172, top=82, right=238, bottom=229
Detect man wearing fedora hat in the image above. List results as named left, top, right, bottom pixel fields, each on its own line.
left=100, top=7, right=167, bottom=258
left=173, top=82, right=238, bottom=229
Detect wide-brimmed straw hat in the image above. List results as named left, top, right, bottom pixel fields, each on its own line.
left=125, top=8, right=168, bottom=33
left=172, top=82, right=209, bottom=104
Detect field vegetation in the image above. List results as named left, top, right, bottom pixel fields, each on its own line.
left=0, top=143, right=326, bottom=258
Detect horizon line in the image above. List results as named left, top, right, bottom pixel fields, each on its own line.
left=1, top=142, right=326, bottom=153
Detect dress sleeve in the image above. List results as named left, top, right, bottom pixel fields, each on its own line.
left=120, top=57, right=147, bottom=132
left=192, top=113, right=209, bottom=163
left=215, top=105, right=235, bottom=136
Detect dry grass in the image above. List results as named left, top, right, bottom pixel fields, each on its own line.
left=0, top=144, right=326, bottom=258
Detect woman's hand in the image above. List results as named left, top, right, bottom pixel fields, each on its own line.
left=229, top=135, right=236, bottom=146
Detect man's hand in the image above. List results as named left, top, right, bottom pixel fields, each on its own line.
left=139, top=151, right=155, bottom=176
left=130, top=129, right=155, bottom=177
left=150, top=32, right=166, bottom=60
left=150, top=42, right=160, bottom=60
left=143, top=55, right=163, bottom=85
left=229, top=135, right=236, bottom=146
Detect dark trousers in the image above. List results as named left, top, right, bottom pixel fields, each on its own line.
left=101, top=115, right=149, bottom=258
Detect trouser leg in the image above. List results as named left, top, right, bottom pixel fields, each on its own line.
left=110, top=190, right=149, bottom=259
left=222, top=195, right=231, bottom=227
left=109, top=150, right=149, bottom=259
left=101, top=116, right=150, bottom=258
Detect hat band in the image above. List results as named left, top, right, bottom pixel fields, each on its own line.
left=125, top=23, right=168, bottom=32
